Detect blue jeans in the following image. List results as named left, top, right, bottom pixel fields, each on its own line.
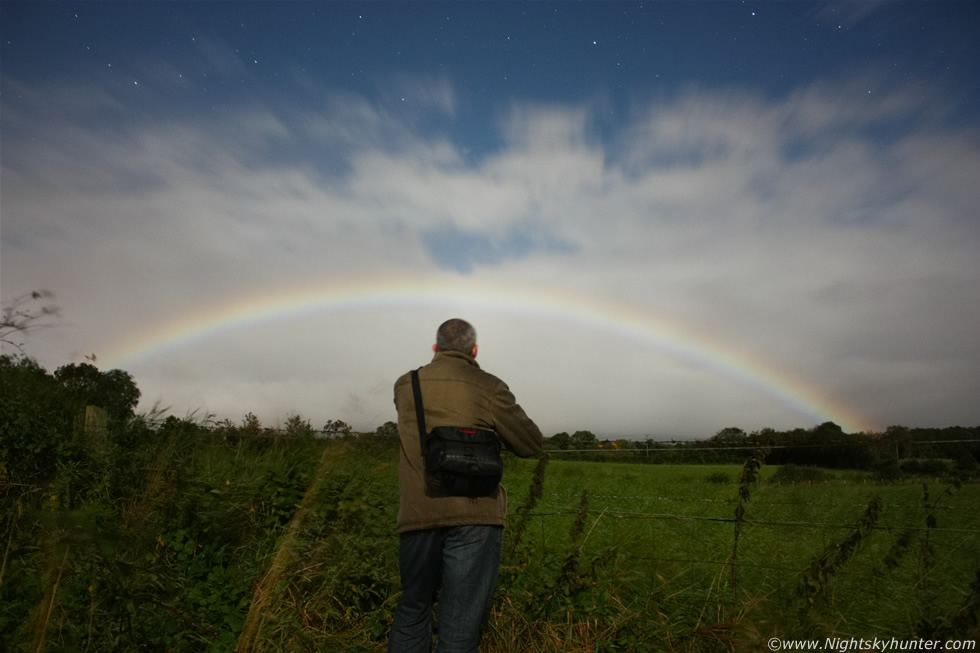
left=388, top=524, right=503, bottom=653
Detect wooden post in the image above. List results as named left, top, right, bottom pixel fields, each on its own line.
left=84, top=405, right=108, bottom=455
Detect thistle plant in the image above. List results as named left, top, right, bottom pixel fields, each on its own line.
left=730, top=447, right=769, bottom=606
left=798, top=496, right=883, bottom=610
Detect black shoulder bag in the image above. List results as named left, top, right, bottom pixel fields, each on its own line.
left=411, top=369, right=503, bottom=498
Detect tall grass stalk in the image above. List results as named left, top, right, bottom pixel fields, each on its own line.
left=33, top=545, right=69, bottom=653
left=236, top=441, right=350, bottom=652
left=0, top=514, right=14, bottom=588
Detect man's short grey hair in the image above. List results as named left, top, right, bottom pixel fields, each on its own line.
left=436, top=318, right=477, bottom=353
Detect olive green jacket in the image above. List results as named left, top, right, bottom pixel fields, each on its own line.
left=393, top=350, right=543, bottom=533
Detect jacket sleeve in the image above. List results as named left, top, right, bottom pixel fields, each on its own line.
left=490, top=380, right=544, bottom=457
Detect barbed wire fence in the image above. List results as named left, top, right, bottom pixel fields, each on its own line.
left=129, top=428, right=980, bottom=598
left=480, top=441, right=980, bottom=626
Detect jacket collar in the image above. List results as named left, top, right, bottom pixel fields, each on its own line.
left=432, top=350, right=481, bottom=368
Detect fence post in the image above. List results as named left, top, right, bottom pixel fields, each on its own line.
left=79, top=405, right=108, bottom=457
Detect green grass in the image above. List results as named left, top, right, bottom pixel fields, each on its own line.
left=4, top=439, right=978, bottom=652
left=497, top=457, right=980, bottom=647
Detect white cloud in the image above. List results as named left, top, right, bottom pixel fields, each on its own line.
left=2, top=72, right=978, bottom=437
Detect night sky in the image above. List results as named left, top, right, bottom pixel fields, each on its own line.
left=2, top=1, right=979, bottom=438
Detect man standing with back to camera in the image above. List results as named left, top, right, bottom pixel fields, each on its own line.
left=388, top=318, right=544, bottom=653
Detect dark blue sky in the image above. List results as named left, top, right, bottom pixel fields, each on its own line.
left=5, top=1, right=978, bottom=157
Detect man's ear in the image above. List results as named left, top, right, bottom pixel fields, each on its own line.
left=471, top=344, right=478, bottom=358
left=432, top=344, right=438, bottom=354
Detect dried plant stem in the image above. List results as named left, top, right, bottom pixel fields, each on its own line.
left=36, top=545, right=70, bottom=653
left=0, top=519, right=14, bottom=587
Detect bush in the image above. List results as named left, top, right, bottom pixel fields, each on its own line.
left=954, top=449, right=977, bottom=479
left=0, top=355, right=73, bottom=491
left=900, top=458, right=952, bottom=477
left=873, top=458, right=903, bottom=482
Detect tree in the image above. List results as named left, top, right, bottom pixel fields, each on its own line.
left=0, top=290, right=58, bottom=355
left=159, top=415, right=203, bottom=437
left=54, top=363, right=141, bottom=423
left=711, top=427, right=747, bottom=444
left=284, top=415, right=315, bottom=439
left=883, top=425, right=913, bottom=459
left=570, top=430, right=597, bottom=449
left=375, top=421, right=398, bottom=441
left=549, top=432, right=571, bottom=450
left=813, top=421, right=845, bottom=439
left=240, top=412, right=262, bottom=437
left=322, top=419, right=353, bottom=438
left=0, top=355, right=72, bottom=488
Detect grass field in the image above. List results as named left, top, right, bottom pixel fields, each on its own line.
left=4, top=436, right=978, bottom=652
left=496, top=456, right=980, bottom=649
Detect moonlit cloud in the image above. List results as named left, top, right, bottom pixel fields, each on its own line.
left=3, top=3, right=978, bottom=438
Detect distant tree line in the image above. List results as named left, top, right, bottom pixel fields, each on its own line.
left=541, top=422, right=980, bottom=480
left=4, top=351, right=978, bottom=506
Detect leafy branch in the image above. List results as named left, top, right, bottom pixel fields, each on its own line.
left=0, top=290, right=59, bottom=355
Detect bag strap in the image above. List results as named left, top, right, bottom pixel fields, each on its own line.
left=410, top=368, right=427, bottom=454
